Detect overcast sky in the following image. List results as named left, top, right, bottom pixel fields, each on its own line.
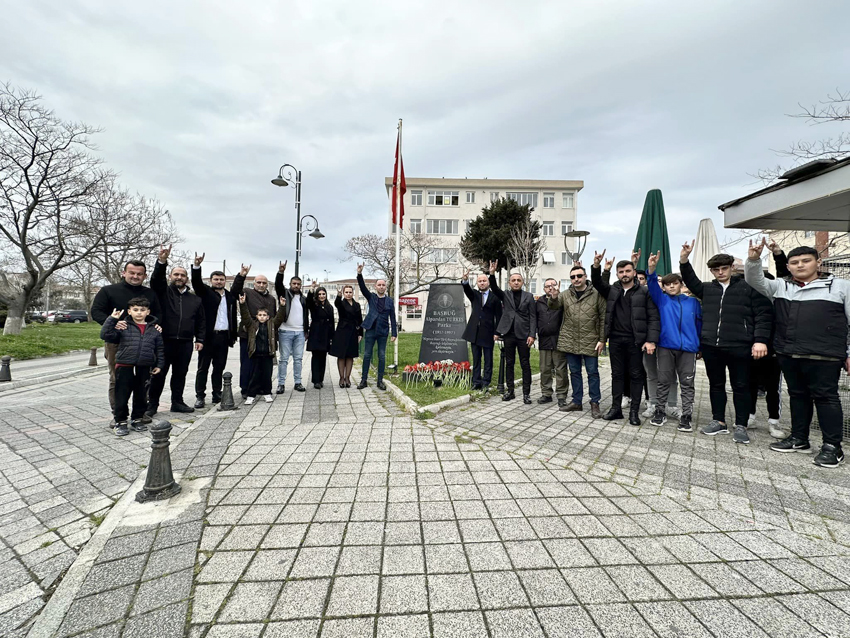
left=2, top=0, right=847, bottom=282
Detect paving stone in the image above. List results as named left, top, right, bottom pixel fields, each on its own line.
left=289, top=546, right=340, bottom=578
left=143, top=541, right=198, bottom=580
left=560, top=566, right=626, bottom=604
left=320, top=616, right=374, bottom=637
left=426, top=543, right=469, bottom=573
left=325, top=574, right=379, bottom=616
left=196, top=550, right=253, bottom=583
left=432, top=611, right=489, bottom=638
left=206, top=623, right=264, bottom=637
left=649, top=564, right=719, bottom=599
left=264, top=619, right=321, bottom=638
left=634, top=601, right=714, bottom=638
left=728, top=560, right=808, bottom=595
left=58, top=585, right=136, bottom=636
left=473, top=570, right=529, bottom=609
left=776, top=593, right=850, bottom=636
left=380, top=574, right=428, bottom=613
left=219, top=581, right=282, bottom=622
left=606, top=564, right=672, bottom=602
left=190, top=584, right=230, bottom=623
left=686, top=599, right=772, bottom=637
left=517, top=569, right=576, bottom=606
left=690, top=562, right=765, bottom=597
left=429, top=573, right=480, bottom=611
left=733, top=598, right=824, bottom=638
left=586, top=603, right=657, bottom=638
left=382, top=544, right=425, bottom=575
left=132, top=569, right=193, bottom=615
left=78, top=553, right=147, bottom=597
left=377, top=614, right=430, bottom=638
left=536, top=606, right=602, bottom=638
left=485, top=608, right=545, bottom=638
left=123, top=601, right=188, bottom=638
left=271, top=578, right=330, bottom=620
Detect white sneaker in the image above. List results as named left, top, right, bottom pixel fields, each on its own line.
left=768, top=418, right=784, bottom=439
left=748, top=413, right=757, bottom=426
left=264, top=394, right=274, bottom=403
left=666, top=406, right=682, bottom=418
left=642, top=403, right=656, bottom=418
left=622, top=397, right=631, bottom=408
left=244, top=396, right=255, bottom=405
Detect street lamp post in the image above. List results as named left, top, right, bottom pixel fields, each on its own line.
left=272, top=164, right=324, bottom=277
left=563, top=229, right=590, bottom=263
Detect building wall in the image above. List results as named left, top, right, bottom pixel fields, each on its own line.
left=766, top=230, right=850, bottom=275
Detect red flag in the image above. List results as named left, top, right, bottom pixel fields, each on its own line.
left=391, top=134, right=406, bottom=228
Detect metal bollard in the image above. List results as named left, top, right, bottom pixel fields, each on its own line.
left=0, top=356, right=11, bottom=382
left=218, top=371, right=237, bottom=411
left=136, top=420, right=182, bottom=503
left=88, top=347, right=98, bottom=366
left=496, top=340, right=506, bottom=394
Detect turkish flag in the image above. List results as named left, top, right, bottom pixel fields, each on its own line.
left=392, top=134, right=406, bottom=228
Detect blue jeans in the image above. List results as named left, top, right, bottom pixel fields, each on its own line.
left=278, top=330, right=305, bottom=385
left=567, top=354, right=601, bottom=405
left=362, top=329, right=388, bottom=383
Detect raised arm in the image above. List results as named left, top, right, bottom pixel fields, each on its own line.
left=99, top=316, right=121, bottom=343
left=744, top=239, right=780, bottom=301
left=151, top=258, right=168, bottom=296
left=356, top=272, right=373, bottom=302
left=590, top=265, right=611, bottom=298
left=679, top=261, right=704, bottom=300
left=646, top=272, right=666, bottom=308
left=488, top=274, right=504, bottom=301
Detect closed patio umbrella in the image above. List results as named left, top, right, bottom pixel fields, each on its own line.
left=691, top=218, right=722, bottom=282
left=633, top=189, right=673, bottom=276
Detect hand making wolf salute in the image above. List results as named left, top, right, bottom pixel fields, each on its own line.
left=591, top=249, right=660, bottom=425
left=489, top=260, right=537, bottom=404
left=191, top=252, right=238, bottom=408
left=274, top=260, right=310, bottom=394
left=680, top=239, right=772, bottom=444
left=357, top=262, right=397, bottom=390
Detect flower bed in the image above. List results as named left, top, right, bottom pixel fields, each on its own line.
left=402, top=360, right=472, bottom=390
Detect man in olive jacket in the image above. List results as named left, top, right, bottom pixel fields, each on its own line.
left=548, top=264, right=607, bottom=418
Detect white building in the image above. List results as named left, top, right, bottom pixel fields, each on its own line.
left=384, top=177, right=584, bottom=332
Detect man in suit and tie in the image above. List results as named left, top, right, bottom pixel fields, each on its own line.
left=461, top=267, right=502, bottom=392
left=356, top=262, right=398, bottom=390
left=489, top=260, right=537, bottom=404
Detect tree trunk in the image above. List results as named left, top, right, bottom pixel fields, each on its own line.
left=3, top=297, right=27, bottom=335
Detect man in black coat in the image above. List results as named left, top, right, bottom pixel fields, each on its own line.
left=489, top=260, right=537, bottom=404
left=461, top=268, right=502, bottom=392
left=231, top=264, right=277, bottom=397
left=147, top=245, right=206, bottom=416
left=680, top=241, right=773, bottom=444
left=91, top=259, right=162, bottom=414
left=191, top=252, right=237, bottom=408
left=537, top=278, right=568, bottom=407
left=591, top=252, right=660, bottom=425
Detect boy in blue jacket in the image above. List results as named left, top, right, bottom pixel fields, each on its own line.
left=647, top=252, right=702, bottom=431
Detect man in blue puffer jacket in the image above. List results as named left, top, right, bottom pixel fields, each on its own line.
left=647, top=252, right=702, bottom=432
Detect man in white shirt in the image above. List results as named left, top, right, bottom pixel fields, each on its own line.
left=274, top=260, right=310, bottom=393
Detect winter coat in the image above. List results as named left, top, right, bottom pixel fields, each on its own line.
left=745, top=258, right=850, bottom=360
left=547, top=285, right=607, bottom=356
left=647, top=273, right=702, bottom=353
left=239, top=303, right=287, bottom=358
left=461, top=280, right=502, bottom=347
left=535, top=297, right=563, bottom=350
left=274, top=273, right=310, bottom=335
left=591, top=265, right=660, bottom=346
left=358, top=274, right=397, bottom=336
left=151, top=260, right=206, bottom=342
left=489, top=275, right=537, bottom=339
left=191, top=266, right=238, bottom=347
left=306, top=291, right=334, bottom=352
left=231, top=273, right=277, bottom=339
left=100, top=316, right=165, bottom=368
left=680, top=260, right=772, bottom=348
left=91, top=280, right=161, bottom=325
left=329, top=295, right=363, bottom=359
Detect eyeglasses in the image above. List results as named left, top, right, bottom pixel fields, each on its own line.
left=570, top=274, right=584, bottom=279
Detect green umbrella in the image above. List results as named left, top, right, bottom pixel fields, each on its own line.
left=633, top=189, right=673, bottom=276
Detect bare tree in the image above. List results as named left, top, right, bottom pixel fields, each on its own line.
left=0, top=84, right=114, bottom=334
left=507, top=216, right=545, bottom=290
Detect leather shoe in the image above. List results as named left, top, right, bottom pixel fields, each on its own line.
left=194, top=398, right=205, bottom=409
left=591, top=403, right=602, bottom=419
left=377, top=381, right=387, bottom=390
left=313, top=383, right=321, bottom=389
left=171, top=403, right=195, bottom=414
left=628, top=409, right=641, bottom=426
left=276, top=384, right=285, bottom=394
left=212, top=394, right=222, bottom=404
left=562, top=402, right=583, bottom=412
left=523, top=394, right=532, bottom=404
left=537, top=396, right=553, bottom=404
left=139, top=414, right=152, bottom=424
left=293, top=384, right=306, bottom=392
left=502, top=391, right=515, bottom=401
left=144, top=406, right=157, bottom=419
left=603, top=407, right=624, bottom=421
left=357, top=381, right=368, bottom=389
left=557, top=398, right=567, bottom=408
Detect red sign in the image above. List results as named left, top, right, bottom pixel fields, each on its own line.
left=399, top=297, right=419, bottom=306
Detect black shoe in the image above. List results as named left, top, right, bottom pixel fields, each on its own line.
left=471, top=383, right=482, bottom=391
left=502, top=391, right=516, bottom=401
left=170, top=403, right=195, bottom=414
left=276, top=384, right=285, bottom=394
left=770, top=436, right=811, bottom=453
left=358, top=381, right=368, bottom=389
left=130, top=419, right=148, bottom=432
left=318, top=382, right=323, bottom=389
left=114, top=422, right=129, bottom=437
left=677, top=414, right=693, bottom=432
left=293, top=384, right=306, bottom=392
left=345, top=381, right=351, bottom=388
left=814, top=444, right=845, bottom=468
left=650, top=408, right=666, bottom=427
left=212, top=393, right=222, bottom=404
left=313, top=383, right=321, bottom=389
left=603, top=407, right=624, bottom=421
left=144, top=407, right=157, bottom=419
left=628, top=409, right=641, bottom=426
left=537, top=396, right=553, bottom=404
left=377, top=381, right=387, bottom=391
left=194, top=398, right=205, bottom=409
left=557, top=398, right=567, bottom=408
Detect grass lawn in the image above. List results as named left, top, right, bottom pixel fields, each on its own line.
left=372, top=333, right=540, bottom=407
left=0, top=322, right=103, bottom=360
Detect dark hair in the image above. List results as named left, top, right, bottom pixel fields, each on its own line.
left=636, top=269, right=647, bottom=277
left=706, top=253, right=734, bottom=268
left=256, top=307, right=270, bottom=316
left=127, top=296, right=150, bottom=309
left=787, top=246, right=819, bottom=260
left=316, top=286, right=328, bottom=297
left=661, top=273, right=683, bottom=286
left=570, top=265, right=586, bottom=275
left=209, top=270, right=226, bottom=279
left=290, top=276, right=302, bottom=284
left=124, top=259, right=146, bottom=272
left=342, top=284, right=354, bottom=293
left=616, top=260, right=634, bottom=271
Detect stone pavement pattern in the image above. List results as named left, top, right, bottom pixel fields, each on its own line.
left=5, top=352, right=850, bottom=637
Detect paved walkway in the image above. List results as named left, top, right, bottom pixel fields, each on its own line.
left=3, top=352, right=850, bottom=637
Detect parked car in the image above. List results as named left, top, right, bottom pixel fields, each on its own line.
left=54, top=310, right=89, bottom=323
left=28, top=312, right=46, bottom=324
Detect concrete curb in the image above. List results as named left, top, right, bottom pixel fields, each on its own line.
left=0, top=365, right=107, bottom=393
left=386, top=373, right=542, bottom=415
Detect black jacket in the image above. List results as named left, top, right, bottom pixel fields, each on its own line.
left=535, top=296, right=563, bottom=351
left=680, top=260, right=773, bottom=348
left=91, top=280, right=161, bottom=325
left=461, top=280, right=502, bottom=347
left=275, top=273, right=310, bottom=335
left=305, top=291, right=334, bottom=352
left=591, top=265, right=660, bottom=346
left=151, top=261, right=206, bottom=342
left=231, top=273, right=277, bottom=339
left=489, top=275, right=537, bottom=339
left=100, top=316, right=165, bottom=368
left=191, top=266, right=238, bottom=347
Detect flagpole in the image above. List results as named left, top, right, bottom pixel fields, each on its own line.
left=394, top=118, right=402, bottom=370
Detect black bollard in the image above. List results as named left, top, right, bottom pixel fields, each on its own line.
left=0, top=356, right=11, bottom=382
left=218, top=371, right=237, bottom=411
left=496, top=341, right=505, bottom=394
left=136, top=420, right=182, bottom=503
left=88, top=347, right=98, bottom=366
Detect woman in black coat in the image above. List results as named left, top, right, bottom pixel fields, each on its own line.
left=329, top=284, right=363, bottom=388
left=306, top=284, right=335, bottom=388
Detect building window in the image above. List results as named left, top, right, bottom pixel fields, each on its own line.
left=529, top=278, right=537, bottom=294
left=543, top=193, right=555, bottom=208
left=562, top=193, right=574, bottom=208
left=561, top=252, right=573, bottom=266
left=561, top=221, right=573, bottom=236
left=560, top=278, right=569, bottom=290
left=466, top=191, right=475, bottom=204
left=804, top=230, right=816, bottom=238
left=506, top=192, right=538, bottom=208
left=409, top=219, right=422, bottom=234
left=542, top=221, right=554, bottom=236
left=426, top=219, right=459, bottom=235
left=410, top=190, right=422, bottom=206
left=426, top=248, right=459, bottom=263
left=490, top=192, right=499, bottom=202
left=427, top=190, right=459, bottom=206
left=406, top=306, right=422, bottom=319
